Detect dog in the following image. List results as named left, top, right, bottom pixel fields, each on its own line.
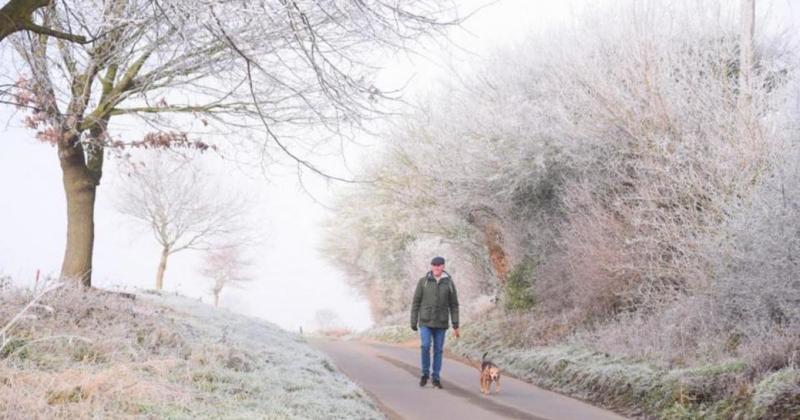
left=479, top=352, right=501, bottom=395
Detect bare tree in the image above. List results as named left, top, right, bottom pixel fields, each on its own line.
left=116, top=154, right=251, bottom=291
left=313, top=308, right=341, bottom=331
left=6, top=0, right=458, bottom=286
left=201, top=243, right=252, bottom=307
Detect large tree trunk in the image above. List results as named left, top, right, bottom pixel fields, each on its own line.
left=58, top=139, right=97, bottom=286
left=0, top=0, right=49, bottom=42
left=155, top=246, right=169, bottom=290
left=466, top=208, right=510, bottom=284
left=213, top=289, right=220, bottom=307
left=0, top=0, right=88, bottom=44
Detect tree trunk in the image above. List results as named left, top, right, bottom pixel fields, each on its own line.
left=0, top=0, right=88, bottom=44
left=58, top=138, right=97, bottom=286
left=738, top=0, right=755, bottom=112
left=466, top=208, right=510, bottom=284
left=213, top=290, right=220, bottom=307
left=483, top=222, right=509, bottom=284
left=0, top=0, right=49, bottom=42
left=155, top=246, right=169, bottom=290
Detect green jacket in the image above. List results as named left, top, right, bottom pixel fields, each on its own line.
left=410, top=271, right=459, bottom=330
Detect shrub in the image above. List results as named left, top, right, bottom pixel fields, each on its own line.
left=504, top=261, right=536, bottom=311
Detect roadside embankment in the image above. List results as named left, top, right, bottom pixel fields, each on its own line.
left=359, top=321, right=799, bottom=419
left=0, top=283, right=384, bottom=419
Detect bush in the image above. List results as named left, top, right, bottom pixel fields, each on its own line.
left=504, top=261, right=536, bottom=311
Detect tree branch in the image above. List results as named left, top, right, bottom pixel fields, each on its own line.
left=0, top=0, right=88, bottom=44
left=21, top=20, right=87, bottom=43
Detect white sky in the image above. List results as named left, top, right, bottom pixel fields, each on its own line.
left=1, top=0, right=797, bottom=332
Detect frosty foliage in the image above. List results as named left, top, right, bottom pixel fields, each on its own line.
left=9, top=0, right=460, bottom=150
left=324, top=0, right=800, bottom=374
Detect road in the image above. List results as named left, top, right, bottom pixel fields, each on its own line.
left=311, top=339, right=628, bottom=420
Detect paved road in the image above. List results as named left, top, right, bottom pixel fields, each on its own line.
left=311, top=339, right=628, bottom=420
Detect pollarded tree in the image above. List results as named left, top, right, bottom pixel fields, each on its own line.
left=7, top=0, right=458, bottom=285
left=116, top=154, right=251, bottom=291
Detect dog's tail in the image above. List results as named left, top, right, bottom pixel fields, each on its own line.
left=475, top=352, right=489, bottom=371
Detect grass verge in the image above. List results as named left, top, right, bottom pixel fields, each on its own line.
left=360, top=319, right=800, bottom=419
left=0, top=283, right=384, bottom=419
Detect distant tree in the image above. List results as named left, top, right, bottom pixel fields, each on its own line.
left=116, top=154, right=250, bottom=291
left=7, top=0, right=458, bottom=286
left=201, top=243, right=252, bottom=307
left=313, top=308, right=341, bottom=331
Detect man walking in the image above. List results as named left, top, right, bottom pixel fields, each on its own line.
left=410, top=256, right=460, bottom=388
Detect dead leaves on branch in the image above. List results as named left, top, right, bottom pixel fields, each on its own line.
left=13, top=77, right=215, bottom=152
left=112, top=132, right=216, bottom=152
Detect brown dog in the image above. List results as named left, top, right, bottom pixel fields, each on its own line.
left=479, top=352, right=501, bottom=395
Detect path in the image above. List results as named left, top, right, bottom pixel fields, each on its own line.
left=311, top=339, right=628, bottom=420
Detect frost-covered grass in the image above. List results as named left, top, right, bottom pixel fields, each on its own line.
left=445, top=321, right=800, bottom=419
left=749, top=367, right=800, bottom=419
left=356, top=325, right=417, bottom=344
left=0, top=282, right=384, bottom=419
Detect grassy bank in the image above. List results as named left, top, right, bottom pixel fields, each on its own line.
left=0, top=283, right=383, bottom=419
left=450, top=320, right=799, bottom=419
left=359, top=320, right=799, bottom=419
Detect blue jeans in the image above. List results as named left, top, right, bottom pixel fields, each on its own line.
left=419, top=326, right=446, bottom=379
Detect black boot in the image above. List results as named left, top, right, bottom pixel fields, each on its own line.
left=432, top=378, right=442, bottom=389
left=419, top=375, right=429, bottom=387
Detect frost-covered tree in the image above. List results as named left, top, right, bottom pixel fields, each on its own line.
left=324, top=0, right=795, bottom=333
left=313, top=308, right=341, bottom=331
left=7, top=0, right=459, bottom=286
left=116, top=154, right=250, bottom=291
left=201, top=243, right=252, bottom=307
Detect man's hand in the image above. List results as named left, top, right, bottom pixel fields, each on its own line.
left=453, top=327, right=460, bottom=338
left=411, top=324, right=418, bottom=332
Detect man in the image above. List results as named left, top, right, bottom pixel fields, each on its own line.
left=410, top=256, right=460, bottom=388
